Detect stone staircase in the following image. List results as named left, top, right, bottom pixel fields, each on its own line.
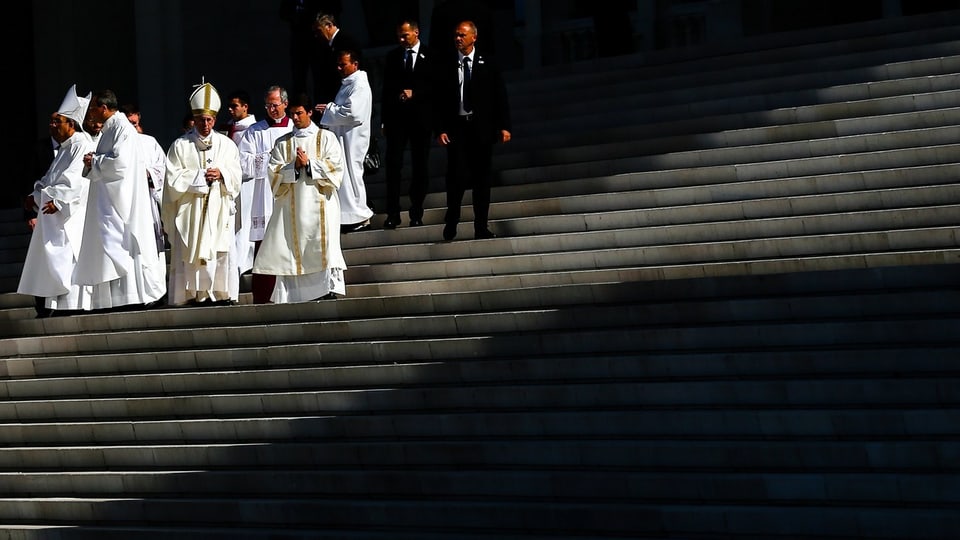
left=0, top=10, right=959, bottom=540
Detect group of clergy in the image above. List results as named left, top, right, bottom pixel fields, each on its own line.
left=18, top=81, right=347, bottom=316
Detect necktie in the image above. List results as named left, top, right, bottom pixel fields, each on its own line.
left=404, top=49, right=413, bottom=72
left=462, top=57, right=472, bottom=113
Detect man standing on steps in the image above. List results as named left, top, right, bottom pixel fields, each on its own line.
left=318, top=49, right=375, bottom=233
left=237, top=86, right=293, bottom=303
left=78, top=89, right=166, bottom=311
left=163, top=81, right=242, bottom=307
left=253, top=93, right=347, bottom=303
left=381, top=18, right=433, bottom=230
left=18, top=84, right=93, bottom=317
left=434, top=20, right=511, bottom=241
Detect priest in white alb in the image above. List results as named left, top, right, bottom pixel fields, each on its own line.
left=253, top=92, right=347, bottom=303
left=318, top=49, right=375, bottom=233
left=162, top=81, right=242, bottom=306
left=78, top=89, right=165, bottom=310
left=236, top=85, right=293, bottom=304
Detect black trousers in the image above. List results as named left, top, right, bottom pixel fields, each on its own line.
left=444, top=118, right=493, bottom=232
left=385, top=123, right=431, bottom=221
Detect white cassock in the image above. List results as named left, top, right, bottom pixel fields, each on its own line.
left=76, top=112, right=165, bottom=309
left=252, top=122, right=347, bottom=303
left=320, top=69, right=374, bottom=226
left=138, top=132, right=169, bottom=295
left=18, top=131, right=93, bottom=310
left=236, top=117, right=292, bottom=274
left=163, top=129, right=242, bottom=305
left=228, top=115, right=257, bottom=146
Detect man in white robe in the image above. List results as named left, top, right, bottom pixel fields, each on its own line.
left=77, top=89, right=165, bottom=310
left=18, top=84, right=94, bottom=316
left=236, top=85, right=293, bottom=303
left=253, top=94, right=347, bottom=303
left=163, top=82, right=242, bottom=306
left=122, top=104, right=169, bottom=298
left=318, top=49, right=374, bottom=232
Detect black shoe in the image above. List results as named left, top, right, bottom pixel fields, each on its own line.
left=409, top=218, right=423, bottom=227
left=341, top=220, right=371, bottom=234
left=383, top=216, right=401, bottom=229
left=475, top=229, right=498, bottom=239
left=315, top=292, right=338, bottom=301
left=443, top=223, right=457, bottom=241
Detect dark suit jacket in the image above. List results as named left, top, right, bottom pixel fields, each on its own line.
left=380, top=44, right=432, bottom=132
left=433, top=49, right=511, bottom=144
left=313, top=29, right=363, bottom=105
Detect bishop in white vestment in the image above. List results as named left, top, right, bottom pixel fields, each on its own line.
left=18, top=84, right=94, bottom=313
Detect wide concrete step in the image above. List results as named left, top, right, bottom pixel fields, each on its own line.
left=5, top=435, right=954, bottom=471
left=499, top=89, right=960, bottom=163
left=18, top=247, right=954, bottom=311
left=4, top=261, right=957, bottom=338
left=345, top=250, right=960, bottom=297
left=349, top=200, right=960, bottom=266
left=2, top=302, right=957, bottom=366
left=376, top=162, right=960, bottom=234
left=5, top=334, right=959, bottom=400
left=0, top=524, right=654, bottom=540
left=501, top=102, right=960, bottom=171
left=496, top=127, right=960, bottom=186
left=4, top=407, right=959, bottom=447
left=368, top=177, right=960, bottom=245
left=343, top=227, right=960, bottom=285
left=3, top=376, right=958, bottom=423
left=0, top=497, right=954, bottom=539
left=4, top=470, right=957, bottom=509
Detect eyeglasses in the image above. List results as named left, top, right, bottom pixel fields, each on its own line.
left=48, top=118, right=68, bottom=125
left=264, top=103, right=284, bottom=110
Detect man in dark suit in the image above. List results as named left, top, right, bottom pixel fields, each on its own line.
left=434, top=20, right=511, bottom=241
left=312, top=12, right=363, bottom=106
left=279, top=0, right=342, bottom=98
left=380, top=18, right=433, bottom=229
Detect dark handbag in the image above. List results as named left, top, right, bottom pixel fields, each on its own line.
left=363, top=137, right=381, bottom=175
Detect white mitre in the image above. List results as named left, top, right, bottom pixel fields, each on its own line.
left=189, top=81, right=221, bottom=116
left=58, top=84, right=91, bottom=127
